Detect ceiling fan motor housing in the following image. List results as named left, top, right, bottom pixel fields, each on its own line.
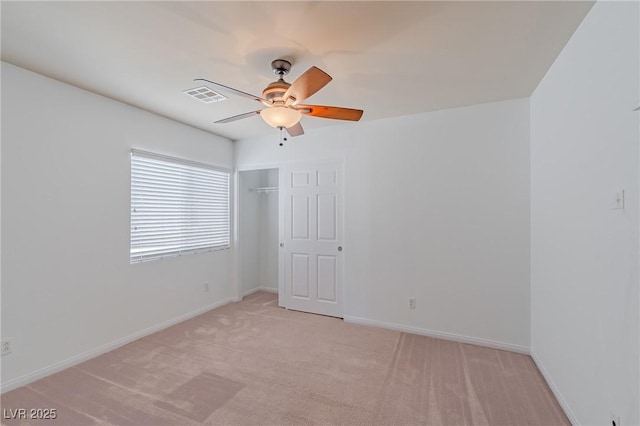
left=263, top=80, right=291, bottom=103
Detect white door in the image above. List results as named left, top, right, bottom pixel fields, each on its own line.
left=280, top=163, right=343, bottom=317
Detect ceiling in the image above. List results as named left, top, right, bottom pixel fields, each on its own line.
left=1, top=1, right=594, bottom=141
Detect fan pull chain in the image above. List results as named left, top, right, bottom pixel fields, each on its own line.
left=278, top=126, right=288, bottom=147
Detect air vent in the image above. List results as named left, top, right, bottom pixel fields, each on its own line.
left=183, top=86, right=227, bottom=103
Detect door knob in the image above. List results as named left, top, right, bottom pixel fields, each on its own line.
left=338, top=246, right=343, bottom=251
left=280, top=243, right=284, bottom=248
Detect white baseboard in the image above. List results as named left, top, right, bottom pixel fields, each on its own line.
left=343, top=315, right=530, bottom=355
left=0, top=297, right=235, bottom=394
left=242, top=287, right=260, bottom=297
left=242, top=286, right=278, bottom=297
left=530, top=349, right=578, bottom=425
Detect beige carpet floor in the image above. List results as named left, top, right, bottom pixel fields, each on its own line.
left=1, top=292, right=569, bottom=426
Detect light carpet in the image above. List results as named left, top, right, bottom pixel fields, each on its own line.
left=1, top=292, right=568, bottom=425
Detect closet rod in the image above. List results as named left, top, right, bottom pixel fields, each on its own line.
left=249, top=186, right=279, bottom=194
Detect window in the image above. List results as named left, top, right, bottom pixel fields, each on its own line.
left=130, top=150, right=230, bottom=263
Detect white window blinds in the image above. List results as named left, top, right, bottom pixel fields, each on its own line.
left=130, top=150, right=230, bottom=263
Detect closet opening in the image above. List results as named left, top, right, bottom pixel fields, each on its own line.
left=238, top=168, right=280, bottom=299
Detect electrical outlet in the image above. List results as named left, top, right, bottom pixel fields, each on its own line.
left=409, top=298, right=416, bottom=309
left=1, top=339, right=12, bottom=356
left=203, top=282, right=210, bottom=292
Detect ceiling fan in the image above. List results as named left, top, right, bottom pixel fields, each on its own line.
left=195, top=59, right=363, bottom=137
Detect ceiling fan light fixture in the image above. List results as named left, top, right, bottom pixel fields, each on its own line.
left=260, top=106, right=301, bottom=128
left=197, top=60, right=362, bottom=137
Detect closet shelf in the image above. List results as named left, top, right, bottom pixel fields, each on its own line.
left=249, top=186, right=279, bottom=194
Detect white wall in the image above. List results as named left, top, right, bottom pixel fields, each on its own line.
left=236, top=97, right=531, bottom=351
left=0, top=62, right=235, bottom=388
left=530, top=1, right=640, bottom=425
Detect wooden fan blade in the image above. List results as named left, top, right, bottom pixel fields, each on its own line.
left=297, top=105, right=363, bottom=121
left=286, top=122, right=304, bottom=137
left=195, top=78, right=267, bottom=103
left=215, top=110, right=261, bottom=124
left=282, top=67, right=332, bottom=106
